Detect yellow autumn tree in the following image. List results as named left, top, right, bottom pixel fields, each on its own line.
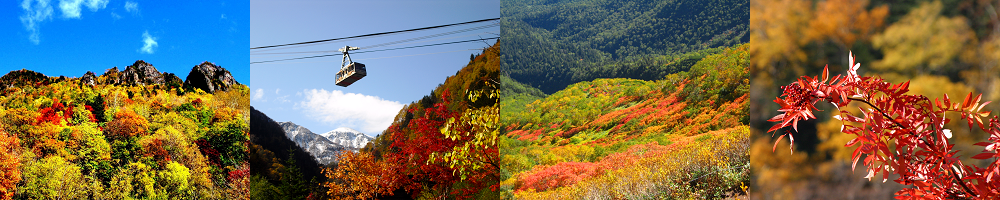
left=324, top=151, right=401, bottom=200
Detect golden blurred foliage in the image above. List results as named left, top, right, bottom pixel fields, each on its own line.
left=809, top=0, right=889, bottom=50
left=872, top=1, right=976, bottom=73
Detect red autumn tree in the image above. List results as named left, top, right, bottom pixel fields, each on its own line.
left=386, top=91, right=462, bottom=197
left=0, top=129, right=20, bottom=200
left=768, top=52, right=1000, bottom=199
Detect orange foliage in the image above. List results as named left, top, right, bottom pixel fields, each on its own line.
left=517, top=162, right=601, bottom=192
left=324, top=151, right=404, bottom=200
left=0, top=129, right=20, bottom=200
left=106, top=110, right=149, bottom=138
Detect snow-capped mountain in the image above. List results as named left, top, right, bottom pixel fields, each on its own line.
left=278, top=121, right=348, bottom=165
left=320, top=127, right=373, bottom=149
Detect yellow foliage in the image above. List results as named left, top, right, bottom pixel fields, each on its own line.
left=513, top=126, right=750, bottom=199
left=750, top=0, right=813, bottom=77
left=807, top=0, right=888, bottom=49
left=872, top=0, right=976, bottom=73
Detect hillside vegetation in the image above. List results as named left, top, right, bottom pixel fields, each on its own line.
left=0, top=62, right=249, bottom=199
left=501, top=44, right=749, bottom=199
left=322, top=48, right=501, bottom=199
left=499, top=0, right=749, bottom=93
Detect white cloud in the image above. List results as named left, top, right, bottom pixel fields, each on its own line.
left=139, top=31, right=158, bottom=54
left=58, top=0, right=108, bottom=18
left=299, top=89, right=404, bottom=134
left=124, top=1, right=138, bottom=15
left=110, top=12, right=121, bottom=19
left=19, top=0, right=54, bottom=44
left=253, top=88, right=264, bottom=101
left=275, top=88, right=281, bottom=95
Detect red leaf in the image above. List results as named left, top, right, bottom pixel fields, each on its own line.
left=822, top=65, right=829, bottom=83
left=792, top=118, right=799, bottom=133
left=962, top=92, right=973, bottom=110
left=973, top=142, right=992, bottom=147
left=773, top=134, right=786, bottom=153
left=852, top=147, right=862, bottom=171
left=944, top=93, right=951, bottom=109
left=845, top=137, right=861, bottom=147
left=971, top=152, right=996, bottom=160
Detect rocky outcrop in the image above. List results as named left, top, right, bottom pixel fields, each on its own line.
left=162, top=72, right=183, bottom=88
left=121, top=60, right=164, bottom=85
left=184, top=61, right=238, bottom=93
left=0, top=69, right=49, bottom=91
left=81, top=71, right=97, bottom=86
left=101, top=67, right=122, bottom=85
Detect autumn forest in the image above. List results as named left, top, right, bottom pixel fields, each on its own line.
left=0, top=61, right=250, bottom=199
left=33, top=0, right=1000, bottom=198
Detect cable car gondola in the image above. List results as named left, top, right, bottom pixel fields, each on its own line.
left=335, top=46, right=366, bottom=87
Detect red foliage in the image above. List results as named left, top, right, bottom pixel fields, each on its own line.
left=366, top=89, right=500, bottom=199
left=386, top=92, right=461, bottom=196
left=143, top=139, right=171, bottom=165
left=228, top=167, right=249, bottom=183
left=34, top=98, right=71, bottom=125
left=768, top=52, right=1000, bottom=199
left=35, top=108, right=60, bottom=125
left=517, top=162, right=601, bottom=192
left=195, top=139, right=221, bottom=167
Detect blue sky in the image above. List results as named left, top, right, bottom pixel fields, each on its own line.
left=250, top=0, right=499, bottom=137
left=2, top=0, right=248, bottom=80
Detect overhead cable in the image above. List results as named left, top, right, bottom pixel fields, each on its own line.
left=250, top=37, right=498, bottom=64
left=250, top=23, right=498, bottom=56
left=250, top=18, right=499, bottom=50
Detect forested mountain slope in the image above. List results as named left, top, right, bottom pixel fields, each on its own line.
left=247, top=107, right=327, bottom=200
left=499, top=0, right=749, bottom=93
left=501, top=44, right=749, bottom=199
left=322, top=48, right=500, bottom=199
left=0, top=61, right=249, bottom=199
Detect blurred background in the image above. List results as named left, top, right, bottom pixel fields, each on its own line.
left=750, top=0, right=1000, bottom=199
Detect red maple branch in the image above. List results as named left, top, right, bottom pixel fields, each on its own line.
left=768, top=51, right=1000, bottom=199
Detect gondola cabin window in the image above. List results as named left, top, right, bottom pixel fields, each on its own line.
left=335, top=62, right=366, bottom=87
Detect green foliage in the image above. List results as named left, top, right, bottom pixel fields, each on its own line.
left=682, top=44, right=749, bottom=106
left=17, top=156, right=90, bottom=199
left=206, top=119, right=249, bottom=167
left=111, top=137, right=141, bottom=166
left=500, top=0, right=748, bottom=93
left=249, top=175, right=279, bottom=199
left=70, top=123, right=114, bottom=179
left=277, top=152, right=311, bottom=200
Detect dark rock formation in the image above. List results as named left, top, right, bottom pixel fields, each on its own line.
left=0, top=69, right=49, bottom=91
left=184, top=61, right=238, bottom=93
left=101, top=67, right=122, bottom=85
left=121, top=60, right=164, bottom=85
left=81, top=71, right=97, bottom=86
left=162, top=72, right=184, bottom=89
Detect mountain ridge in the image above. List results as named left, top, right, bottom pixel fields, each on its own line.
left=319, top=127, right=373, bottom=150
left=277, top=121, right=348, bottom=165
